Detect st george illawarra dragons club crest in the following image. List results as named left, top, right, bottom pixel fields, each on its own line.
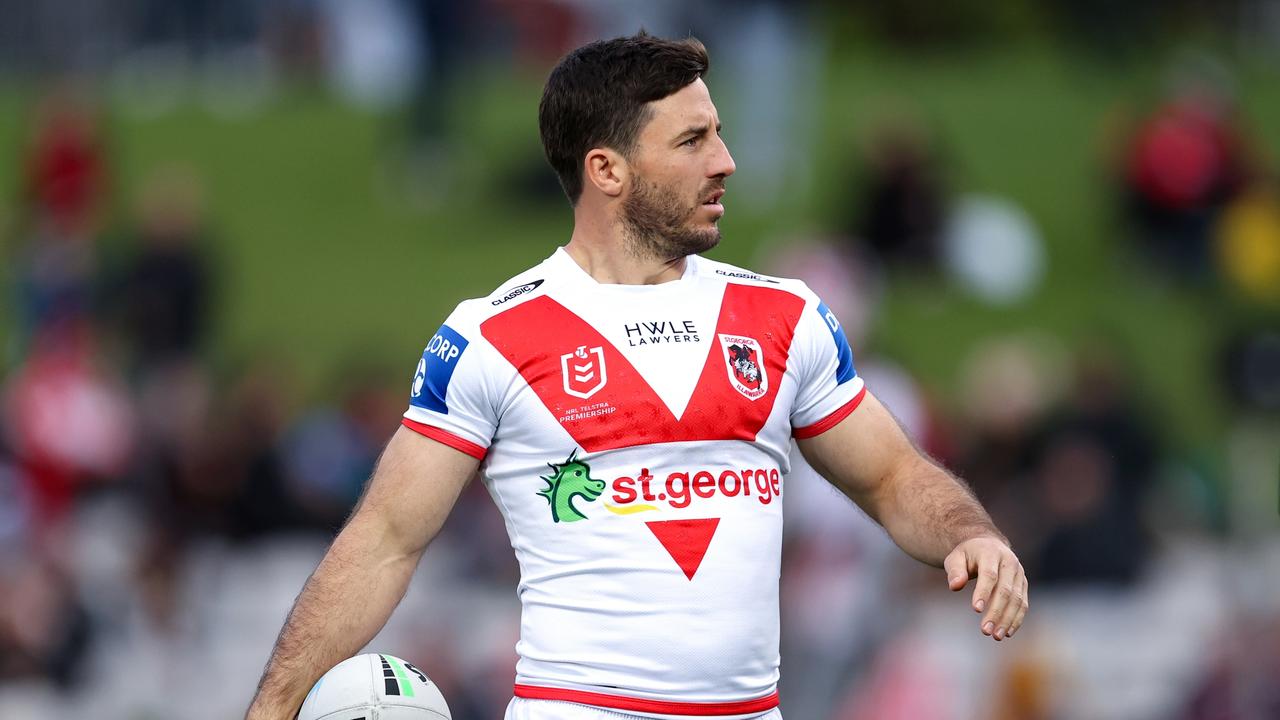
left=718, top=334, right=767, bottom=400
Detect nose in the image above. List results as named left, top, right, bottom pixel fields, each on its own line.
left=711, top=134, right=736, bottom=179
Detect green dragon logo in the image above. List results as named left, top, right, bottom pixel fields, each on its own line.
left=537, top=449, right=606, bottom=523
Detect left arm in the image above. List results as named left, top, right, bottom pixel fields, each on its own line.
left=797, top=391, right=1029, bottom=641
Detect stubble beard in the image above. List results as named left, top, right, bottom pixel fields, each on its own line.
left=620, top=174, right=722, bottom=263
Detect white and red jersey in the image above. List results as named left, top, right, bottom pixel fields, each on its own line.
left=402, top=248, right=865, bottom=718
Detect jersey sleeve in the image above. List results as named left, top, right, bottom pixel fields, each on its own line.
left=401, top=305, right=499, bottom=459
left=789, top=289, right=867, bottom=438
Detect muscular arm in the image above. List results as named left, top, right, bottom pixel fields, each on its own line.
left=797, top=391, right=1028, bottom=641
left=245, top=426, right=479, bottom=719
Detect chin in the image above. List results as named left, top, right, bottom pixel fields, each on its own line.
left=691, top=229, right=721, bottom=254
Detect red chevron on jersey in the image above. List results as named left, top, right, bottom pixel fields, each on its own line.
left=480, top=284, right=804, bottom=452
left=404, top=249, right=869, bottom=707
left=645, top=518, right=721, bottom=580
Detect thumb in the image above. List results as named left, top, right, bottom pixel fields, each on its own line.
left=943, top=548, right=969, bottom=591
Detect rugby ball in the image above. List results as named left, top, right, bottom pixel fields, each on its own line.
left=297, top=653, right=451, bottom=720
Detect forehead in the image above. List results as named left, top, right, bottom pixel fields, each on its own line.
left=639, top=78, right=719, bottom=140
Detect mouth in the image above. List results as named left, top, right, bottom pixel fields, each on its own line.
left=701, top=189, right=726, bottom=214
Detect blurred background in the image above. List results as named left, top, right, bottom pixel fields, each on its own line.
left=1, top=1, right=1279, bottom=718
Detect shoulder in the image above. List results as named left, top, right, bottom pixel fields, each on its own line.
left=481, top=263, right=553, bottom=311
left=696, top=256, right=819, bottom=307
left=442, top=260, right=558, bottom=331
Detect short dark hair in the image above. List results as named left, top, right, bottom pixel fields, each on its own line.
left=539, top=32, right=710, bottom=204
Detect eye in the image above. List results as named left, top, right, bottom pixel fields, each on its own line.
left=681, top=136, right=698, bottom=148
left=574, top=470, right=582, bottom=476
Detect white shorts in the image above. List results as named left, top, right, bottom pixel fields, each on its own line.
left=504, top=697, right=783, bottom=720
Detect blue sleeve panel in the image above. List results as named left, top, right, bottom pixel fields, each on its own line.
left=816, top=300, right=857, bottom=385
left=409, top=323, right=470, bottom=414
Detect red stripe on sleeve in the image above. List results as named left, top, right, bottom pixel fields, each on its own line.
left=792, top=385, right=867, bottom=439
left=401, top=418, right=487, bottom=460
left=513, top=684, right=779, bottom=716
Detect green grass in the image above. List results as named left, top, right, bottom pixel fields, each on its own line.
left=812, top=44, right=1279, bottom=460
left=2, top=42, right=1276, bottom=470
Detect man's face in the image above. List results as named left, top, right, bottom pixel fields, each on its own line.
left=621, top=78, right=736, bottom=261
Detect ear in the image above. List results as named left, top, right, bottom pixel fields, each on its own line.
left=583, top=147, right=629, bottom=198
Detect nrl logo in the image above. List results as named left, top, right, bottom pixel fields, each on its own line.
left=561, top=345, right=607, bottom=399
left=718, top=334, right=767, bottom=400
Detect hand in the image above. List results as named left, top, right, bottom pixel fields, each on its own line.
left=943, top=535, right=1028, bottom=641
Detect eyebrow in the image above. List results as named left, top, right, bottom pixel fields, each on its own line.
left=674, top=121, right=722, bottom=142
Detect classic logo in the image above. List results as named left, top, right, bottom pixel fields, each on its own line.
left=491, top=279, right=544, bottom=306
left=718, top=334, right=767, bottom=400
left=537, top=450, right=606, bottom=523
left=714, top=268, right=780, bottom=283
left=561, top=345, right=607, bottom=399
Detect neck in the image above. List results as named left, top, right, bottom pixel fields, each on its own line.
left=564, top=212, right=688, bottom=285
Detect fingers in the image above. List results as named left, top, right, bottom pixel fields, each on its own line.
left=970, top=550, right=999, bottom=615
left=1007, top=580, right=1030, bottom=638
left=943, top=548, right=969, bottom=591
left=992, top=566, right=1027, bottom=640
left=948, top=538, right=1030, bottom=642
left=979, top=551, right=1018, bottom=640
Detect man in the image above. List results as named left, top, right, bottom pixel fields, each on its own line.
left=246, top=33, right=1028, bottom=720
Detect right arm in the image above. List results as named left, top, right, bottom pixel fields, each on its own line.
left=245, top=426, right=479, bottom=720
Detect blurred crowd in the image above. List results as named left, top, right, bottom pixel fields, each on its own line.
left=762, top=46, right=1280, bottom=718
left=1, top=83, right=414, bottom=712
left=3, top=2, right=1280, bottom=720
